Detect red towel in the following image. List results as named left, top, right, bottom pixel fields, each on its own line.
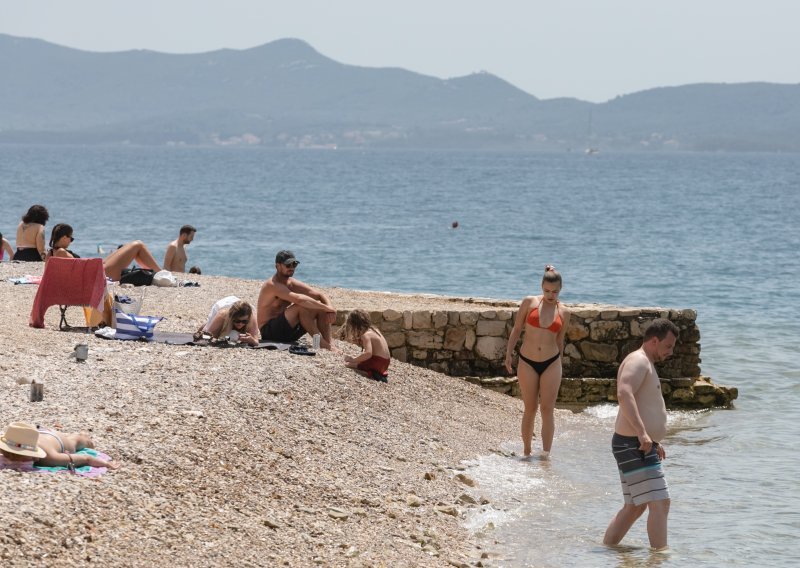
left=29, top=258, right=107, bottom=328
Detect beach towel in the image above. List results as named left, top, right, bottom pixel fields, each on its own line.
left=93, top=327, right=293, bottom=349
left=0, top=448, right=111, bottom=478
left=29, top=257, right=106, bottom=328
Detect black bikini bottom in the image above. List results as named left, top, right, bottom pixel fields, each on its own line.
left=13, top=248, right=43, bottom=261
left=519, top=352, right=560, bottom=375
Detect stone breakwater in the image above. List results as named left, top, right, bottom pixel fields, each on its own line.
left=331, top=298, right=738, bottom=409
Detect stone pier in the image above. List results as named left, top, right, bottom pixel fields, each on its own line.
left=333, top=292, right=738, bottom=409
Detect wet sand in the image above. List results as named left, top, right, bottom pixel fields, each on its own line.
left=0, top=262, right=524, bottom=567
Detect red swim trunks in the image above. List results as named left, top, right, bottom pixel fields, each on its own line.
left=357, top=356, right=390, bottom=376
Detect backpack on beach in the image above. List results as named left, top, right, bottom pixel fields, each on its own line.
left=119, top=268, right=155, bottom=286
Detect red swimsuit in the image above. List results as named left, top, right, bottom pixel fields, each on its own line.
left=519, top=300, right=563, bottom=375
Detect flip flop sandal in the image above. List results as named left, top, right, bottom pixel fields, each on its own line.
left=369, top=371, right=389, bottom=383
left=289, top=344, right=316, bottom=356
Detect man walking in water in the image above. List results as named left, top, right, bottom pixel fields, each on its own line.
left=604, top=318, right=679, bottom=551
left=257, top=250, right=337, bottom=349
left=163, top=225, right=196, bottom=273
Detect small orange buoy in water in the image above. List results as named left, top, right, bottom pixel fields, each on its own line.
left=451, top=221, right=459, bottom=229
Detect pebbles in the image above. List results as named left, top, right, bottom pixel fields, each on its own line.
left=0, top=264, right=521, bottom=566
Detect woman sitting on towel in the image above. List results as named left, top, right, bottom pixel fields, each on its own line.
left=13, top=204, right=49, bottom=261
left=46, top=223, right=162, bottom=281
left=0, top=422, right=119, bottom=470
left=195, top=296, right=260, bottom=346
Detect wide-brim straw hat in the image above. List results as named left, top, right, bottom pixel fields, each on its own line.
left=0, top=422, right=47, bottom=459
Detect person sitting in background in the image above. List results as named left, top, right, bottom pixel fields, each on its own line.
left=0, top=231, right=13, bottom=261
left=194, top=296, right=260, bottom=346
left=188, top=266, right=202, bottom=275
left=45, top=224, right=161, bottom=281
left=163, top=225, right=196, bottom=273
left=13, top=204, right=49, bottom=261
left=341, top=309, right=391, bottom=382
left=0, top=422, right=119, bottom=470
left=47, top=223, right=81, bottom=259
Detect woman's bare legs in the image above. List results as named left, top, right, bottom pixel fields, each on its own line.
left=103, top=240, right=161, bottom=281
left=538, top=359, right=563, bottom=453
left=517, top=360, right=540, bottom=457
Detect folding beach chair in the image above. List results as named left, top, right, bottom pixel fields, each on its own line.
left=29, top=257, right=109, bottom=329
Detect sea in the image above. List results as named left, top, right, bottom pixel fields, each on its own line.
left=1, top=146, right=798, bottom=567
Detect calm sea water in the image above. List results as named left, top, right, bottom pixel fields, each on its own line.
left=2, top=146, right=799, bottom=566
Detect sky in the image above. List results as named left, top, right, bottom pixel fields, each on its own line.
left=1, top=0, right=797, bottom=102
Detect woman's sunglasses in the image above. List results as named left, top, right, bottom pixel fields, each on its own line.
left=233, top=319, right=249, bottom=325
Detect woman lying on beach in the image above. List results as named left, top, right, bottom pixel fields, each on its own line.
left=12, top=204, right=49, bottom=261
left=194, top=296, right=260, bottom=346
left=505, top=265, right=570, bottom=460
left=341, top=309, right=391, bottom=382
left=0, top=232, right=13, bottom=261
left=0, top=422, right=119, bottom=470
left=46, top=223, right=162, bottom=281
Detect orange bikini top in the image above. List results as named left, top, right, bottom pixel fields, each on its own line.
left=526, top=300, right=562, bottom=333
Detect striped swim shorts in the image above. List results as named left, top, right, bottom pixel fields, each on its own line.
left=611, top=433, right=670, bottom=506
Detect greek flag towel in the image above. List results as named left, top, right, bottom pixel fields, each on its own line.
left=114, top=308, right=163, bottom=340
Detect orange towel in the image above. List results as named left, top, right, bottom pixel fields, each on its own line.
left=29, top=258, right=107, bottom=328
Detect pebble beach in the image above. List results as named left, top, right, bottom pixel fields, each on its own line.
left=0, top=262, right=537, bottom=567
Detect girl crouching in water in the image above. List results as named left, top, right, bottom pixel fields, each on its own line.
left=342, top=309, right=391, bottom=382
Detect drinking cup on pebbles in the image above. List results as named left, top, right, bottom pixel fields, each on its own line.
left=29, top=381, right=44, bottom=402
left=313, top=333, right=321, bottom=350
left=74, top=343, right=89, bottom=361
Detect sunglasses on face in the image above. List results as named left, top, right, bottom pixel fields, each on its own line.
left=283, top=260, right=299, bottom=268
left=233, top=319, right=249, bottom=325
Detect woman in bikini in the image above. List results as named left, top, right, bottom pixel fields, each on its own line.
left=45, top=223, right=161, bottom=281
left=47, top=223, right=81, bottom=259
left=0, top=422, right=119, bottom=470
left=505, top=265, right=570, bottom=459
left=12, top=204, right=49, bottom=261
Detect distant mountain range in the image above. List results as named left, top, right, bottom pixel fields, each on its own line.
left=2, top=33, right=799, bottom=151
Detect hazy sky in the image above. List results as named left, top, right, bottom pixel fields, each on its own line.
left=1, top=1, right=797, bottom=102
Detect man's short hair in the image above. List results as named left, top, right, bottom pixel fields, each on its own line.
left=643, top=318, right=680, bottom=341
left=275, top=250, right=297, bottom=265
left=180, top=225, right=196, bottom=236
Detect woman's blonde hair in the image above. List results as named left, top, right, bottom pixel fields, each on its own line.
left=341, top=309, right=376, bottom=343
left=219, top=301, right=253, bottom=337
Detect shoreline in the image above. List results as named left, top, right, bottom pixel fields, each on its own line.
left=0, top=263, right=525, bottom=566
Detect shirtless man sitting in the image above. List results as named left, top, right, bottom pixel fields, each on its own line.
left=603, top=318, right=679, bottom=551
left=0, top=422, right=119, bottom=470
left=257, top=250, right=337, bottom=349
left=163, top=225, right=196, bottom=273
